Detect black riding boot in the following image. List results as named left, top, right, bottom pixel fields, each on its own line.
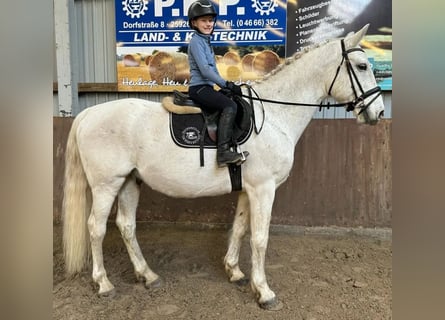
left=217, top=110, right=248, bottom=167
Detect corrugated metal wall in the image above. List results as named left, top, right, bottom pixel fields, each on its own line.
left=72, top=0, right=116, bottom=82
left=54, top=0, right=392, bottom=117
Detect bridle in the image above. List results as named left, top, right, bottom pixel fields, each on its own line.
left=239, top=38, right=382, bottom=126
left=327, top=39, right=382, bottom=118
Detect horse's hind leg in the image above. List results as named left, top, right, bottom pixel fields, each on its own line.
left=224, top=192, right=250, bottom=285
left=88, top=181, right=125, bottom=296
left=116, top=174, right=161, bottom=288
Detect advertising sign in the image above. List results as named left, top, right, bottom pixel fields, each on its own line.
left=115, top=0, right=392, bottom=91
left=286, top=0, right=392, bottom=90
left=116, top=0, right=287, bottom=91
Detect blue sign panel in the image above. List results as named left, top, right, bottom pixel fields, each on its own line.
left=115, top=0, right=287, bottom=47
left=115, top=0, right=391, bottom=92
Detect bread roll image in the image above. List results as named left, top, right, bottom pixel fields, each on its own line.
left=123, top=54, right=142, bottom=67
left=148, top=51, right=192, bottom=83
left=241, top=53, right=255, bottom=72
left=148, top=51, right=176, bottom=83
left=144, top=55, right=152, bottom=66
left=225, top=65, right=242, bottom=80
left=223, top=51, right=241, bottom=65
left=171, top=52, right=190, bottom=83
left=252, top=50, right=280, bottom=76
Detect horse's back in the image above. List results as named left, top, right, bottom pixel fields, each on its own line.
left=74, top=99, right=164, bottom=180
left=73, top=98, right=234, bottom=196
left=77, top=98, right=164, bottom=132
left=79, top=98, right=161, bottom=121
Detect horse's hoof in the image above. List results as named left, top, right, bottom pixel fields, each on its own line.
left=259, top=297, right=284, bottom=311
left=145, top=277, right=163, bottom=289
left=234, top=277, right=249, bottom=286
left=98, top=288, right=116, bottom=298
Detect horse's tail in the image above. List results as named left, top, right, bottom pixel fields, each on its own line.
left=62, top=111, right=91, bottom=275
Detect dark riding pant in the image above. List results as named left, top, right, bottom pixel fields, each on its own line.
left=188, top=85, right=237, bottom=114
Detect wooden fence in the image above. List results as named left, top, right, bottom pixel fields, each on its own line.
left=53, top=117, right=391, bottom=228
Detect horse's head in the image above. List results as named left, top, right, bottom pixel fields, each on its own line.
left=327, top=25, right=385, bottom=125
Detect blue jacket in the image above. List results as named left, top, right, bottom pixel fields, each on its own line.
left=188, top=31, right=226, bottom=88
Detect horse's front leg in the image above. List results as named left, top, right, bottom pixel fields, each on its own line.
left=224, top=192, right=250, bottom=285
left=116, top=175, right=161, bottom=289
left=247, top=182, right=282, bottom=310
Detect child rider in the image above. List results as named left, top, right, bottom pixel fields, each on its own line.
left=187, top=0, right=248, bottom=167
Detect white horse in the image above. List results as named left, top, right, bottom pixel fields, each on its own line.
left=62, top=25, right=384, bottom=309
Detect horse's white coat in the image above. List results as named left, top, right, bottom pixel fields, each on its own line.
left=62, top=26, right=384, bottom=307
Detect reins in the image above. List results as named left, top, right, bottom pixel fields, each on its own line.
left=239, top=39, right=382, bottom=128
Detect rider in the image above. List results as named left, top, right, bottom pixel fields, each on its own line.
left=187, top=0, right=248, bottom=167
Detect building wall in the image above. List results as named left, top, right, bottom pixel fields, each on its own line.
left=53, top=1, right=392, bottom=227
left=54, top=0, right=392, bottom=118
left=53, top=117, right=392, bottom=227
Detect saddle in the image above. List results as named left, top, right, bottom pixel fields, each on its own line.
left=164, top=90, right=254, bottom=191
left=172, top=90, right=252, bottom=144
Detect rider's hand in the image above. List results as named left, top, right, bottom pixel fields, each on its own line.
left=225, top=81, right=242, bottom=96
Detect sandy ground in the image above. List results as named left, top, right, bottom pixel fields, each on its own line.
left=53, top=223, right=391, bottom=320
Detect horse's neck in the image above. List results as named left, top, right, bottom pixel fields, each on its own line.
left=253, top=52, right=328, bottom=145
left=264, top=103, right=316, bottom=147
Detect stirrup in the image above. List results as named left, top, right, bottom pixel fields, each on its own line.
left=234, top=145, right=249, bottom=165
left=217, top=151, right=243, bottom=167
left=234, top=151, right=249, bottom=166
left=218, top=151, right=249, bottom=167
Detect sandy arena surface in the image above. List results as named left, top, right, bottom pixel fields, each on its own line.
left=53, top=223, right=391, bottom=319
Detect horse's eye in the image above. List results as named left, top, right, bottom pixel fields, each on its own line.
left=357, top=63, right=367, bottom=71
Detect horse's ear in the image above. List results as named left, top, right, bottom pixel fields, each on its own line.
left=344, top=24, right=369, bottom=48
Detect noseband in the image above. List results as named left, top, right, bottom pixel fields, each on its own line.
left=327, top=39, right=382, bottom=117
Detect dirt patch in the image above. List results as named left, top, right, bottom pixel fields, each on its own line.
left=53, top=223, right=391, bottom=319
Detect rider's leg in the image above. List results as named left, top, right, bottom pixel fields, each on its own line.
left=189, top=86, right=248, bottom=167
left=216, top=107, right=245, bottom=167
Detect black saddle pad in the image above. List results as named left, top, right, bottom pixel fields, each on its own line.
left=169, top=113, right=252, bottom=148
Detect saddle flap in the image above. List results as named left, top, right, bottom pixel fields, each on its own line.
left=202, top=110, right=219, bottom=143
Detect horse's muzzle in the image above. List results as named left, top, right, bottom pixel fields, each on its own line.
left=378, top=110, right=384, bottom=119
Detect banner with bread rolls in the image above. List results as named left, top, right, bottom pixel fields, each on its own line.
left=115, top=0, right=391, bottom=91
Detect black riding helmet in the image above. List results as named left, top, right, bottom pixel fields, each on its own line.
left=187, top=0, right=217, bottom=30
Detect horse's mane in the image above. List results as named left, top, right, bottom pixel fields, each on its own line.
left=257, top=39, right=334, bottom=84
